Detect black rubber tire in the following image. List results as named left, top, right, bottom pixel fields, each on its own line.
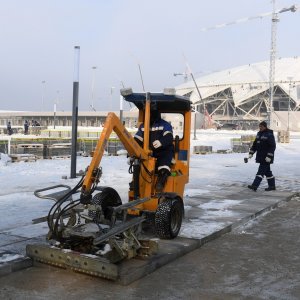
left=89, top=187, right=122, bottom=222
left=154, top=197, right=184, bottom=239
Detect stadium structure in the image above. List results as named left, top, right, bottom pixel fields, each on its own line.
left=176, top=57, right=300, bottom=131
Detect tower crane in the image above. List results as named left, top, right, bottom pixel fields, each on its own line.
left=173, top=72, right=189, bottom=83
left=199, top=2, right=298, bottom=127
left=268, top=1, right=297, bottom=126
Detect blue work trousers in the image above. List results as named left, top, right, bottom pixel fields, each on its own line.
left=252, top=163, right=275, bottom=188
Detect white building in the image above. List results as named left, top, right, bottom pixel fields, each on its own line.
left=176, top=57, right=300, bottom=131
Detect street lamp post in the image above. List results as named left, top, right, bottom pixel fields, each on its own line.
left=90, top=66, right=97, bottom=111
left=193, top=105, right=199, bottom=140
left=41, top=81, right=46, bottom=111
left=110, top=87, right=115, bottom=111
left=54, top=90, right=59, bottom=129
left=119, top=81, right=125, bottom=124
left=53, top=103, right=56, bottom=129
left=119, top=94, right=124, bottom=124
left=71, top=46, right=80, bottom=178
left=287, top=76, right=293, bottom=132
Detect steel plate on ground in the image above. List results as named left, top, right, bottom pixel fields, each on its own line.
left=26, top=244, right=118, bottom=280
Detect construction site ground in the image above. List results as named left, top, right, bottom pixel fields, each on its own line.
left=0, top=188, right=299, bottom=299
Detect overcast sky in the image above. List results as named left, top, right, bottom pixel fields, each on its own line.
left=0, top=0, right=299, bottom=112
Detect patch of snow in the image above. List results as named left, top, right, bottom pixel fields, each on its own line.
left=96, top=244, right=112, bottom=255
left=201, top=208, right=239, bottom=219
left=0, top=253, right=23, bottom=263
left=0, top=153, right=11, bottom=166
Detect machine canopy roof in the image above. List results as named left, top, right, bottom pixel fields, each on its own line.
left=123, top=92, right=191, bottom=112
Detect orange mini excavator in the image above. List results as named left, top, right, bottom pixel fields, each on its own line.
left=27, top=88, right=192, bottom=279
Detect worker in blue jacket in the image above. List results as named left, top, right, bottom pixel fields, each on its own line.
left=247, top=121, right=276, bottom=191
left=134, top=109, right=174, bottom=192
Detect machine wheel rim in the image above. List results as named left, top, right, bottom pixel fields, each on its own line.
left=170, top=203, right=182, bottom=235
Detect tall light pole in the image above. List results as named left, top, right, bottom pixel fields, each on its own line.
left=287, top=76, right=293, bottom=132
left=41, top=81, right=46, bottom=111
left=119, top=94, right=124, bottom=124
left=193, top=105, right=199, bottom=140
left=110, top=87, right=115, bottom=111
left=119, top=81, right=125, bottom=124
left=90, top=66, right=97, bottom=111
left=54, top=90, right=59, bottom=129
left=189, top=71, right=205, bottom=130
left=182, top=57, right=206, bottom=130
left=71, top=46, right=80, bottom=179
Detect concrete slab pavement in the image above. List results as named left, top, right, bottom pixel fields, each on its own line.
left=0, top=187, right=296, bottom=284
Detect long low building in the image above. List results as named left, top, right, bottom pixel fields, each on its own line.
left=176, top=57, right=300, bottom=131
left=0, top=110, right=138, bottom=129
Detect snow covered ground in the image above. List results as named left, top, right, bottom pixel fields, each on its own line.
left=0, top=130, right=299, bottom=241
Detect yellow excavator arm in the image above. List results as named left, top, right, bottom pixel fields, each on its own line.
left=80, top=112, right=149, bottom=202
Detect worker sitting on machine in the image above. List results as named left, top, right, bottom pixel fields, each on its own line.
left=134, top=109, right=174, bottom=192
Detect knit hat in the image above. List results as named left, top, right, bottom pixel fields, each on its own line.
left=259, top=121, right=268, bottom=128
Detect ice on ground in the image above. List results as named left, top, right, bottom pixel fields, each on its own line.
left=184, top=205, right=192, bottom=211
left=199, top=199, right=242, bottom=210
left=180, top=220, right=229, bottom=239
left=201, top=207, right=239, bottom=220
left=3, top=223, right=49, bottom=239
left=185, top=188, right=210, bottom=197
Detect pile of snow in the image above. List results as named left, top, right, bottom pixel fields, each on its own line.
left=0, top=153, right=11, bottom=166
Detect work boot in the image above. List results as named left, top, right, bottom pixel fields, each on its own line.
left=266, top=177, right=275, bottom=191
left=265, top=186, right=276, bottom=191
left=267, top=176, right=276, bottom=188
left=252, top=175, right=263, bottom=188
left=156, top=168, right=170, bottom=192
left=247, top=185, right=257, bottom=191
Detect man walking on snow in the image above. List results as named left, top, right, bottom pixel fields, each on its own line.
left=247, top=121, right=276, bottom=191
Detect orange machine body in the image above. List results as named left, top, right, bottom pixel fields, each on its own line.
left=81, top=91, right=191, bottom=215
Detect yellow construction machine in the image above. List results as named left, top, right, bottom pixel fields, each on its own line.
left=27, top=88, right=192, bottom=279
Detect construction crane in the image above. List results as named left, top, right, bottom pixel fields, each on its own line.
left=268, top=1, right=297, bottom=127
left=200, top=2, right=298, bottom=127
left=173, top=72, right=189, bottom=83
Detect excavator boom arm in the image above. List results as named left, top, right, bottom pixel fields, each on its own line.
left=81, top=113, right=148, bottom=196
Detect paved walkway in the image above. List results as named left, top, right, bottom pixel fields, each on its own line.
left=0, top=187, right=295, bottom=284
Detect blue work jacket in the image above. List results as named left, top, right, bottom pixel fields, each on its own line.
left=250, top=129, right=276, bottom=164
